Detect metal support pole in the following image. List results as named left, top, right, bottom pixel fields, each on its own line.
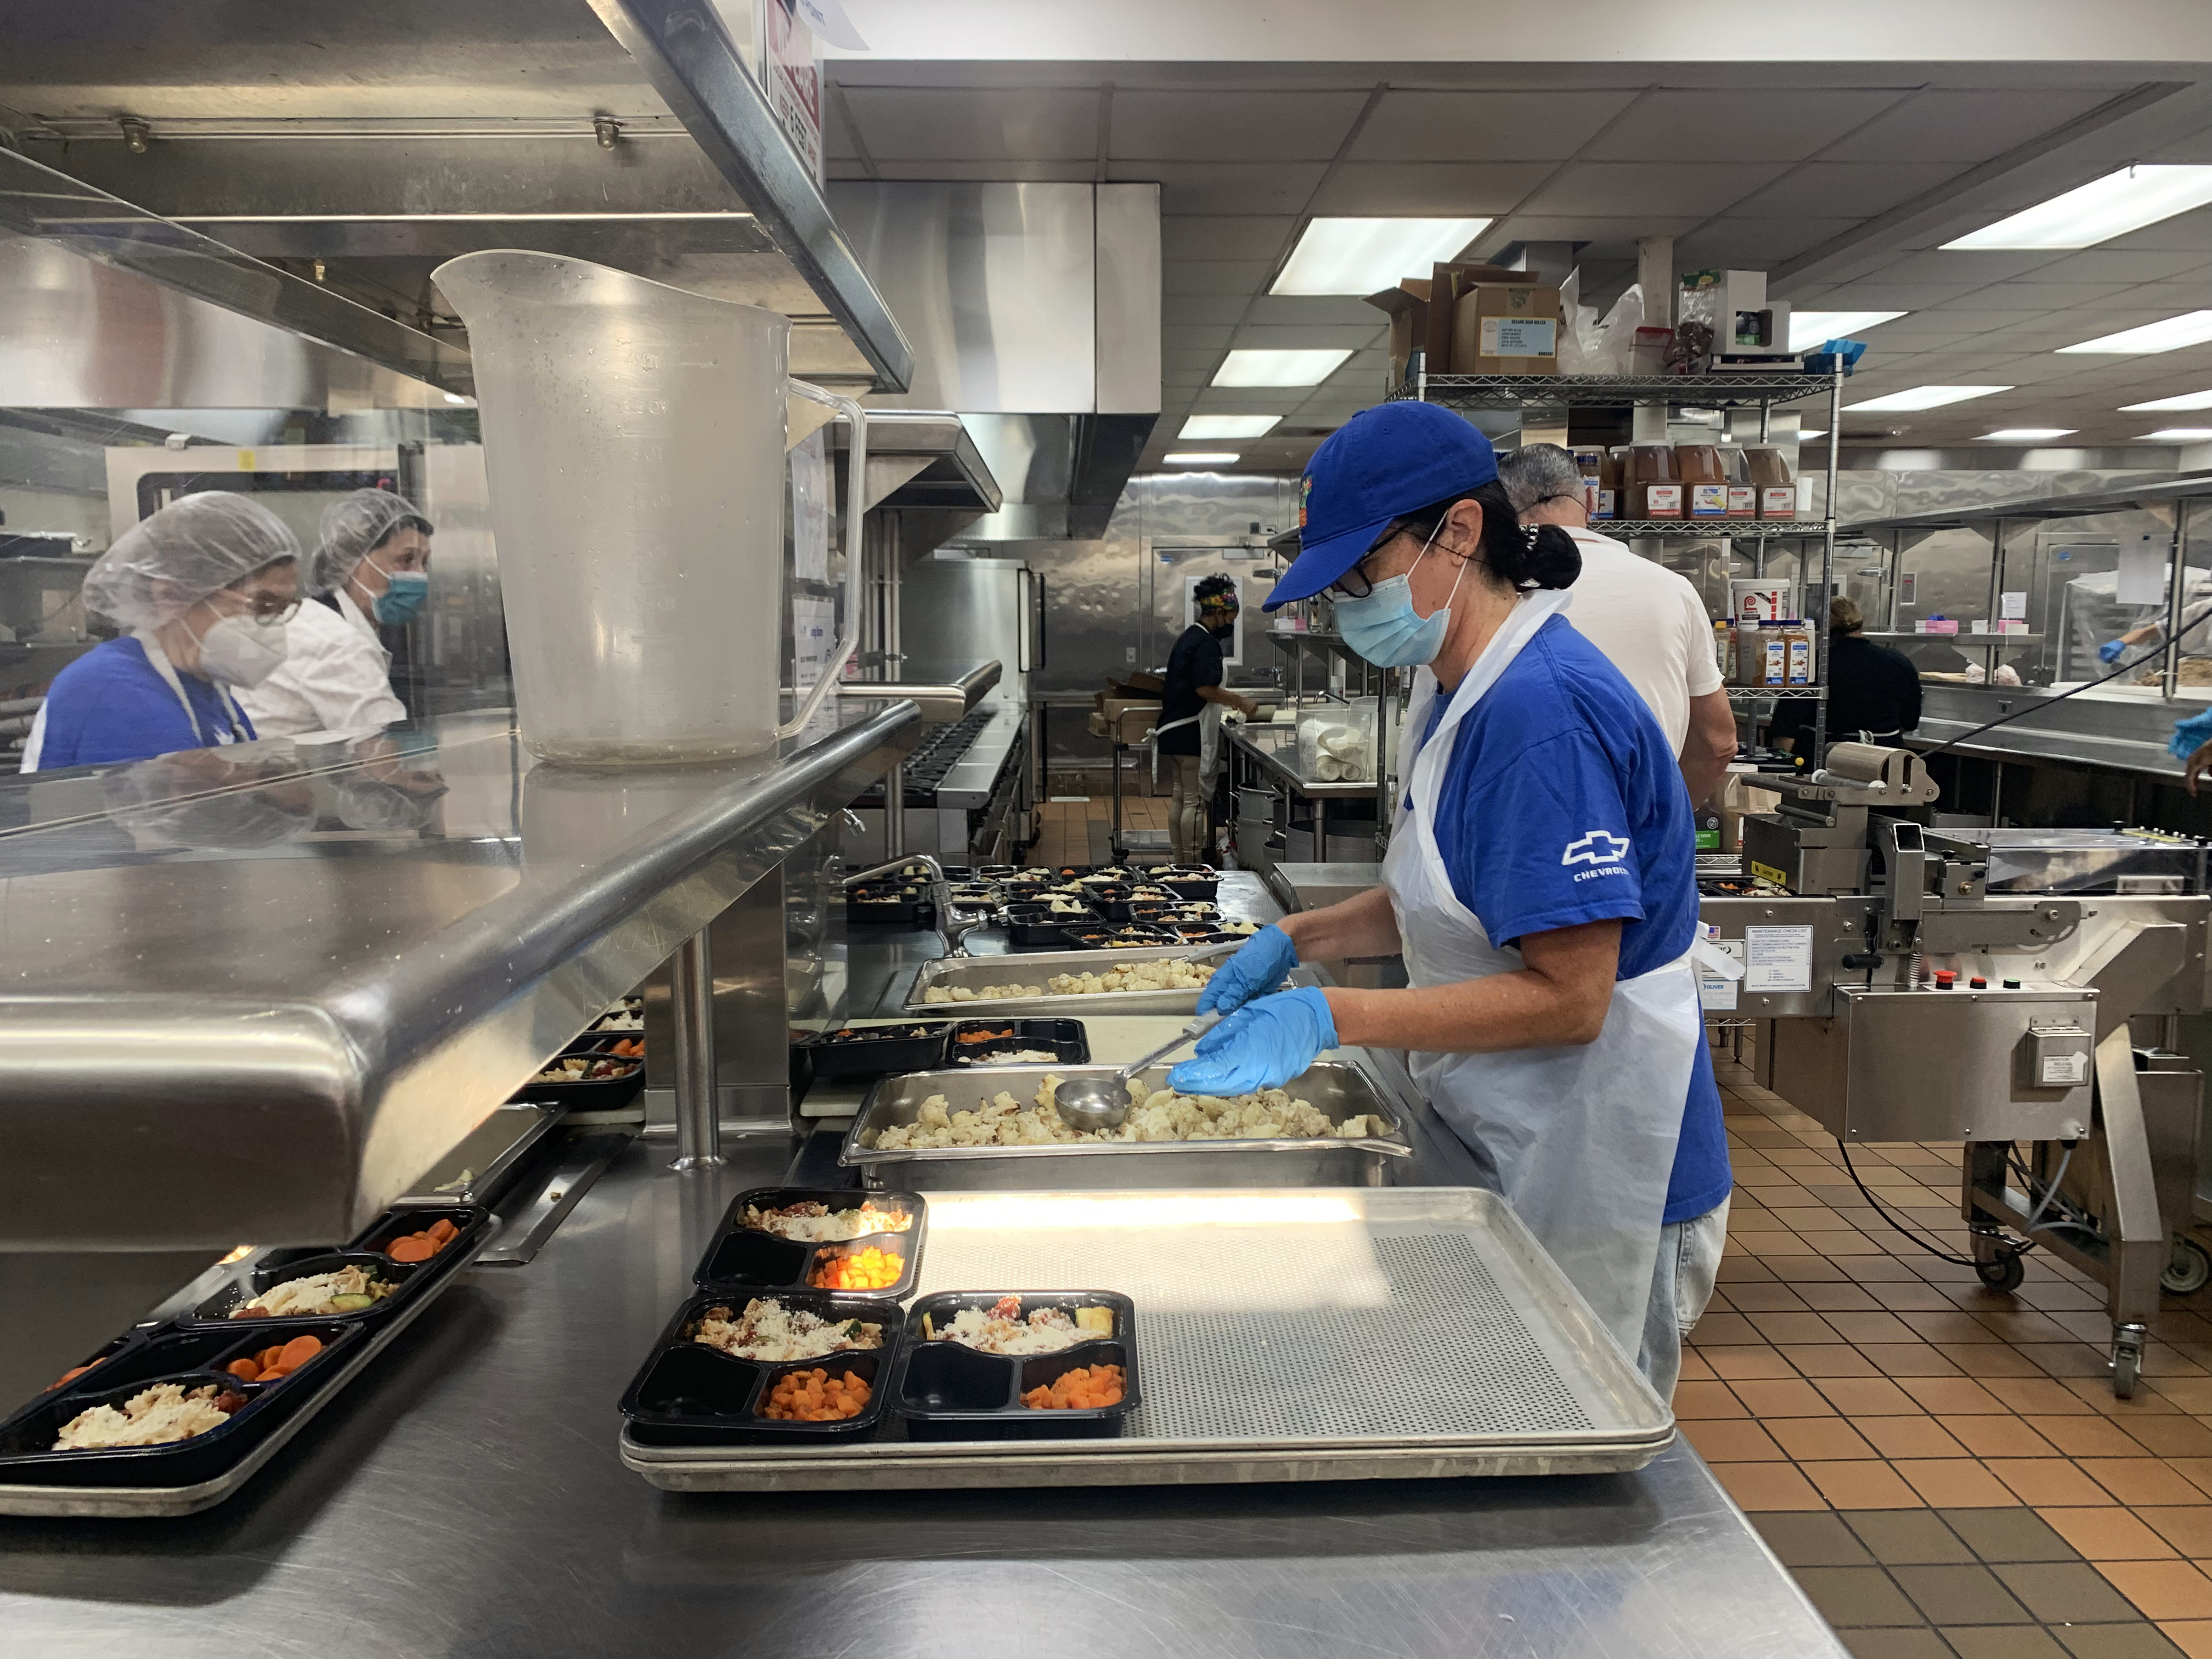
left=669, top=928, right=722, bottom=1171
left=2164, top=500, right=2193, bottom=702
left=1813, top=371, right=1842, bottom=763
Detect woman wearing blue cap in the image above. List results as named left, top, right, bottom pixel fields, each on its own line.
left=1166, top=402, right=1730, bottom=1391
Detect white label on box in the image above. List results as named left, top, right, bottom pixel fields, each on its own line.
left=1743, top=925, right=1814, bottom=993
left=1727, top=486, right=1757, bottom=517
left=2001, top=590, right=2028, bottom=620
left=2040, top=1051, right=2088, bottom=1086
left=1480, top=316, right=1558, bottom=358
left=1690, top=483, right=1729, bottom=517
left=1698, top=939, right=1745, bottom=1011
left=1646, top=483, right=1684, bottom=516
left=1761, top=486, right=1796, bottom=518
left=1596, top=489, right=1616, bottom=518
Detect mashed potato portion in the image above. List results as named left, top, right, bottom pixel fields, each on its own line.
left=868, top=1074, right=1383, bottom=1150
left=921, top=957, right=1216, bottom=1003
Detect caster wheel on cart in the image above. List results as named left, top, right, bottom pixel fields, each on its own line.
left=2162, top=1237, right=2212, bottom=1297
left=2112, top=1329, right=2145, bottom=1399
left=1976, top=1251, right=2026, bottom=1293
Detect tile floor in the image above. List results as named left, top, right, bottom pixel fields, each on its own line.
left=1700, top=1043, right=2212, bottom=1657
left=1031, top=791, right=1167, bottom=868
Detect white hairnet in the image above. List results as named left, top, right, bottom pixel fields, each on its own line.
left=80, top=492, right=300, bottom=630
left=309, top=489, right=431, bottom=596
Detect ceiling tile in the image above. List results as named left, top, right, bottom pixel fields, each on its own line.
left=1163, top=295, right=1251, bottom=326
left=1347, top=90, right=1641, bottom=161
left=1245, top=296, right=1391, bottom=326
left=1110, top=161, right=1328, bottom=216
left=1821, top=88, right=2121, bottom=165
left=1166, top=259, right=1276, bottom=296
left=841, top=87, right=1097, bottom=161
left=1110, top=89, right=1369, bottom=162
left=1583, top=90, right=1908, bottom=163
left=1163, top=324, right=1236, bottom=350
left=1971, top=281, right=2155, bottom=308
left=1484, top=215, right=1704, bottom=260
left=1162, top=348, right=1226, bottom=371
left=2104, top=207, right=2212, bottom=253
left=866, top=160, right=1099, bottom=182
left=1728, top=162, right=1963, bottom=220
left=1815, top=283, right=1993, bottom=308
left=1673, top=219, right=1864, bottom=267
left=2021, top=250, right=2212, bottom=284
left=1853, top=250, right=2058, bottom=285
left=1229, top=322, right=1389, bottom=351
left=1163, top=216, right=1299, bottom=261
left=823, top=96, right=862, bottom=160
left=1521, top=161, right=1789, bottom=217
left=1306, top=161, right=1555, bottom=216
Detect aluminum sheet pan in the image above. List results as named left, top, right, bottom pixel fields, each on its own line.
left=0, top=1219, right=500, bottom=1518
left=620, top=1186, right=1671, bottom=1491
left=905, top=946, right=1223, bottom=1017
left=840, top=1062, right=1410, bottom=1190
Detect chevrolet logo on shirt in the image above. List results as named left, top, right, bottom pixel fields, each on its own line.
left=1562, top=830, right=1631, bottom=867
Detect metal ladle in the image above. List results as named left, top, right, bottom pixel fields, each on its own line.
left=1052, top=1011, right=1223, bottom=1132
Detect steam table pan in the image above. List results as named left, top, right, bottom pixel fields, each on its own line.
left=620, top=1186, right=1672, bottom=1493
left=905, top=945, right=1225, bottom=1017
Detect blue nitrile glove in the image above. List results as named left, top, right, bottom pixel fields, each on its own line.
left=1166, top=986, right=1338, bottom=1097
left=1197, top=922, right=1300, bottom=1015
left=2170, top=707, right=2212, bottom=761
left=2101, top=637, right=2128, bottom=664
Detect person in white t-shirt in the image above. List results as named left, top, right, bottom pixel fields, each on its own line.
left=1498, top=444, right=1736, bottom=806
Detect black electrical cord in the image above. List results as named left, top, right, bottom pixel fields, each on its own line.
left=1835, top=1139, right=1986, bottom=1267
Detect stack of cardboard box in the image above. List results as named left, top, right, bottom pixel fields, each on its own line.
left=1087, top=673, right=1163, bottom=744
left=1363, top=261, right=1562, bottom=390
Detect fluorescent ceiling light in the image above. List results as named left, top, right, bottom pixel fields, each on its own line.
left=1178, top=415, right=1280, bottom=440
left=2059, top=311, right=2212, bottom=354
left=1271, top=217, right=1491, bottom=296
left=1978, top=428, right=2076, bottom=441
left=1843, top=385, right=2011, bottom=413
left=1788, top=311, right=1906, bottom=352
left=1212, top=348, right=1354, bottom=387
left=1943, top=165, right=2212, bottom=251
left=1796, top=429, right=1827, bottom=440
left=2121, top=388, right=2212, bottom=411
left=1164, top=451, right=1240, bottom=465
left=2142, top=428, right=2212, bottom=441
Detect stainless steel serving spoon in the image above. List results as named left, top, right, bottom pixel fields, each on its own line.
left=1052, top=1011, right=1223, bottom=1131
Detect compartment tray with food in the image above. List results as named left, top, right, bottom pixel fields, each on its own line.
left=797, top=1022, right=953, bottom=1081
left=943, top=1019, right=1090, bottom=1068
left=693, top=1188, right=928, bottom=1301
left=619, top=1292, right=904, bottom=1445
left=896, top=1291, right=1137, bottom=1440
left=905, top=946, right=1223, bottom=1017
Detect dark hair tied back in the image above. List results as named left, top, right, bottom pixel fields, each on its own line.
left=1396, top=479, right=1580, bottom=592
left=1502, top=522, right=1583, bottom=591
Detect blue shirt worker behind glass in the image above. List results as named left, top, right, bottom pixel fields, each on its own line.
left=1168, top=403, right=1731, bottom=1396
left=24, top=492, right=302, bottom=773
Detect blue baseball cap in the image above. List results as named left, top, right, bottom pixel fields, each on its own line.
left=1267, top=402, right=1498, bottom=609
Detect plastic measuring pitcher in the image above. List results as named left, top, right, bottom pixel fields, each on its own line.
left=432, top=251, right=866, bottom=764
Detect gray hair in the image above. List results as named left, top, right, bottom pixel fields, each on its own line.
left=1496, top=443, right=1587, bottom=515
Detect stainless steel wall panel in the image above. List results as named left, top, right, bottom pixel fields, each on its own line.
left=1096, top=182, right=1163, bottom=417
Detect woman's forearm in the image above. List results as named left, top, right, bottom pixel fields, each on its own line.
left=1278, top=884, right=1401, bottom=962
left=1324, top=972, right=1600, bottom=1053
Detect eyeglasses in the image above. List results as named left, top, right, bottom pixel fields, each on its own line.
left=219, top=589, right=302, bottom=625
left=1325, top=521, right=1413, bottom=601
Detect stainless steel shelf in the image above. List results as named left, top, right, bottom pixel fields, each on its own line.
left=1605, top=520, right=1830, bottom=537
left=1864, top=631, right=2042, bottom=649
left=1403, top=372, right=1839, bottom=409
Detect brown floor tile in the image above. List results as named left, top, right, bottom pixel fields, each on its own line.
left=2170, top=1463, right=2212, bottom=1501
left=1942, top=1630, right=2070, bottom=1659
left=2160, top=1623, right=2212, bottom=1659
left=1798, top=1283, right=1888, bottom=1313
left=1724, top=1282, right=1815, bottom=1312
left=2089, top=1462, right=2212, bottom=1508
left=1849, top=1257, right=1939, bottom=1283
left=1993, top=1561, right=2145, bottom=1625
left=2034, top=1417, right=2154, bottom=1458
left=1763, top=1253, right=1855, bottom=1282
left=1894, top=1460, right=2017, bottom=1508
left=1976, top=1310, right=2083, bottom=1344
left=2039, top=1508, right=2181, bottom=1561
left=1936, top=1342, right=2049, bottom=1378
left=1859, top=1418, right=1971, bottom=1460
left=1893, top=1561, right=2034, bottom=1623
left=1810, top=1461, right=1927, bottom=1509
left=1826, top=1312, right=1926, bottom=1345
left=1907, top=1378, right=2010, bottom=1414
left=1678, top=1350, right=1717, bottom=1383
left=1989, top=1376, right=2102, bottom=1414
left=1789, top=1345, right=1886, bottom=1378
left=1716, top=1255, right=1778, bottom=1282
left=1942, top=1416, right=2060, bottom=1459
left=1673, top=1381, right=1747, bottom=1419
left=1990, top=1459, right=2121, bottom=1507
left=1772, top=1418, right=1881, bottom=1460
left=1700, top=1346, right=1801, bottom=1380
left=1793, top=1565, right=1924, bottom=1626
left=1821, top=1378, right=1929, bottom=1416
left=1712, top=1459, right=1827, bottom=1511
left=1689, top=1311, right=1764, bottom=1346
left=2162, top=1383, right=2212, bottom=1415
left=1874, top=1282, right=1971, bottom=1312
left=2029, top=1344, right=2129, bottom=1379
left=1732, top=1371, right=1845, bottom=1415
left=1865, top=1345, right=1967, bottom=1379
left=1754, top=1510, right=1877, bottom=1566
left=2097, top=1559, right=2212, bottom=1620
left=1819, top=1232, right=1895, bottom=1257
left=1748, top=1311, right=1844, bottom=1346
left=1683, top=1418, right=1786, bottom=1462
left=2074, top=1380, right=2185, bottom=1417
left=1941, top=1507, right=2077, bottom=1562
left=2145, top=1511, right=2212, bottom=1558
left=1842, top=1509, right=1975, bottom=1564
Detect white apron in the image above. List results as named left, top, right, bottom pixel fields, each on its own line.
left=1384, top=591, right=1703, bottom=1357
left=1149, top=701, right=1227, bottom=791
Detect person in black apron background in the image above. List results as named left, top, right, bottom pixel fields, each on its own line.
left=1775, top=596, right=1921, bottom=758
left=1155, top=575, right=1258, bottom=861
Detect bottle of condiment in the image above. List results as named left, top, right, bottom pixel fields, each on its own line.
left=1784, top=620, right=1812, bottom=686
left=1676, top=443, right=1727, bottom=518
left=1720, top=446, right=1756, bottom=518
left=1713, top=618, right=1734, bottom=684
left=1621, top=444, right=1680, bottom=518
left=1595, top=447, right=1620, bottom=520
left=1744, top=446, right=1797, bottom=520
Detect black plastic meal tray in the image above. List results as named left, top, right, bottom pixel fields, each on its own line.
left=590, top=997, right=645, bottom=1034
left=847, top=886, right=934, bottom=926
left=620, top=1290, right=905, bottom=1446
left=1063, top=924, right=1178, bottom=951
left=1158, top=867, right=1221, bottom=901
left=894, top=1291, right=1138, bottom=1441
left=0, top=1321, right=367, bottom=1486
left=1000, top=905, right=1096, bottom=946
left=943, top=1018, right=1090, bottom=1068
left=183, top=1212, right=487, bottom=1329
left=512, top=1052, right=645, bottom=1106
left=801, top=1023, right=953, bottom=1081
left=694, top=1187, right=928, bottom=1301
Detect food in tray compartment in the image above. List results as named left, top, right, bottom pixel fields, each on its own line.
left=48, top=1358, right=105, bottom=1392
left=742, top=1199, right=914, bottom=1242
left=595, top=1003, right=645, bottom=1031
left=692, top=1298, right=884, bottom=1362
left=954, top=1048, right=1060, bottom=1065
left=870, top=1076, right=1380, bottom=1149
left=1045, top=899, right=1091, bottom=915
left=922, top=981, right=1046, bottom=1003
left=820, top=1024, right=938, bottom=1045
left=1025, top=1363, right=1126, bottom=1410
left=383, top=1217, right=461, bottom=1263
left=809, top=1245, right=905, bottom=1291
left=53, top=1382, right=246, bottom=1451
left=921, top=1296, right=1110, bottom=1355
left=535, top=1054, right=638, bottom=1084
left=1217, top=921, right=1260, bottom=936
left=604, top=1036, right=645, bottom=1059
left=1043, top=958, right=1216, bottom=995
left=762, top=1367, right=872, bottom=1421
left=232, top=1263, right=398, bottom=1319
left=224, top=1335, right=324, bottom=1383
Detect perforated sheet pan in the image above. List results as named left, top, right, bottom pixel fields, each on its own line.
left=620, top=1186, right=1672, bottom=1491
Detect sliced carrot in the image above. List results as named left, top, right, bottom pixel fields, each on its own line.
left=50, top=1364, right=93, bottom=1390
left=387, top=1235, right=436, bottom=1263
left=225, top=1359, right=261, bottom=1381
left=427, top=1218, right=459, bottom=1244
left=275, top=1336, right=323, bottom=1372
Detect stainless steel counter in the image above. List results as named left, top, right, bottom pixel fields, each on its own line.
left=0, top=1127, right=1843, bottom=1658
left=1911, top=681, right=2199, bottom=778
left=0, top=698, right=924, bottom=1250
left=1232, top=723, right=1380, bottom=800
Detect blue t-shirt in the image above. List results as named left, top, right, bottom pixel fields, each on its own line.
left=33, top=636, right=255, bottom=771
left=1417, top=613, right=1729, bottom=1225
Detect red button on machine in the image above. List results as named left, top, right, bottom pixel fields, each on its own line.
left=1934, top=970, right=1956, bottom=989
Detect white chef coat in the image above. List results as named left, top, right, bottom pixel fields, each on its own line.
left=234, top=590, right=407, bottom=740
left=1558, top=527, right=1722, bottom=754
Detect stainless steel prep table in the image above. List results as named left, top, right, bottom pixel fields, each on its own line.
left=0, top=1133, right=1844, bottom=1658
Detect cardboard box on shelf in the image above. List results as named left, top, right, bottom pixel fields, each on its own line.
left=1720, top=774, right=1782, bottom=853
left=1417, top=263, right=1541, bottom=375
left=1449, top=283, right=1561, bottom=376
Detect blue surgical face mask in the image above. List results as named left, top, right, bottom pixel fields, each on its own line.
left=1331, top=521, right=1470, bottom=668
left=364, top=555, right=430, bottom=625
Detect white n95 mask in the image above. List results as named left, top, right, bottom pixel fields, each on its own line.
left=196, top=614, right=289, bottom=688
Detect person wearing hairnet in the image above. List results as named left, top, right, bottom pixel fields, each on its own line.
left=236, top=488, right=431, bottom=739
left=22, top=492, right=300, bottom=772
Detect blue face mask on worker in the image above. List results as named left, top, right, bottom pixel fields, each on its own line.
left=362, top=553, right=430, bottom=625
left=1331, top=517, right=1472, bottom=668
